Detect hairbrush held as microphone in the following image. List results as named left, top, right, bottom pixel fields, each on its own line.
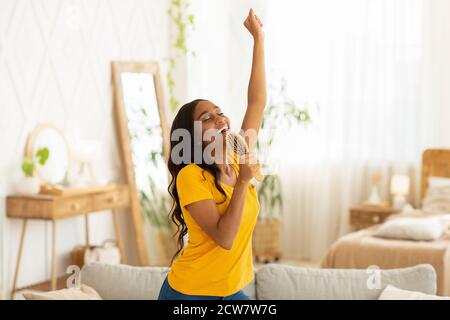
left=226, top=131, right=264, bottom=182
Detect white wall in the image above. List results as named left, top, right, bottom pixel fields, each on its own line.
left=0, top=0, right=169, bottom=299
left=186, top=0, right=267, bottom=128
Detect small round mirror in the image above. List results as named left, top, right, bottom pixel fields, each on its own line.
left=26, top=124, right=70, bottom=185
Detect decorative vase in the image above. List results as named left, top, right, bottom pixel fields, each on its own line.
left=16, top=176, right=41, bottom=195
left=368, top=185, right=382, bottom=204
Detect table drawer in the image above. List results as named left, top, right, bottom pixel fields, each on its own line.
left=93, top=188, right=130, bottom=211
left=54, top=197, right=93, bottom=219
left=351, top=211, right=387, bottom=225
left=349, top=206, right=400, bottom=230
left=6, top=198, right=53, bottom=219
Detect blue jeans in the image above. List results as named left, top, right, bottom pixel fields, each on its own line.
left=158, top=276, right=252, bottom=300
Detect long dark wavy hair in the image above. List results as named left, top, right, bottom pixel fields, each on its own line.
left=167, top=99, right=228, bottom=265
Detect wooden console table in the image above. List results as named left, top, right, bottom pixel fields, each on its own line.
left=6, top=184, right=130, bottom=299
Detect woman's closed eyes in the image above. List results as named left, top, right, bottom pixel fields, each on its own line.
left=200, top=110, right=225, bottom=122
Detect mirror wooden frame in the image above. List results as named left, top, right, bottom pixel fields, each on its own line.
left=111, top=61, right=170, bottom=266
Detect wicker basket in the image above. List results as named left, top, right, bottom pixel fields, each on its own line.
left=70, top=240, right=120, bottom=268
left=252, top=218, right=281, bottom=263
left=154, top=228, right=178, bottom=266
left=70, top=245, right=94, bottom=268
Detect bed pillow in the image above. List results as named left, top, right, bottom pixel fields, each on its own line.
left=373, top=217, right=445, bottom=241
left=428, top=176, right=450, bottom=188
left=423, top=185, right=450, bottom=215
left=378, top=285, right=450, bottom=300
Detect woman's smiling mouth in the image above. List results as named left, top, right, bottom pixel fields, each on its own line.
left=217, top=125, right=229, bottom=134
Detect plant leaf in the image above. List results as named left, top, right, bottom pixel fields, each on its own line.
left=35, top=147, right=49, bottom=166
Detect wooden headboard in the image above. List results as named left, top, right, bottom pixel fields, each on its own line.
left=421, top=149, right=450, bottom=199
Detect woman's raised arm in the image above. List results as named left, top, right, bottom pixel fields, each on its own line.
left=241, top=8, right=266, bottom=151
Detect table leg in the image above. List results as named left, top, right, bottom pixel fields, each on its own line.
left=10, top=219, right=28, bottom=300
left=84, top=214, right=90, bottom=247
left=111, top=209, right=124, bottom=263
left=51, top=220, right=57, bottom=291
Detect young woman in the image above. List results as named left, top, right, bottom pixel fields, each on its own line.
left=158, top=8, right=266, bottom=300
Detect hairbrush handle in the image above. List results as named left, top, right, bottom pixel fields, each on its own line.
left=254, top=171, right=264, bottom=182
left=227, top=131, right=264, bottom=182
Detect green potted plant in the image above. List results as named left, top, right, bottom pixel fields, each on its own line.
left=17, top=156, right=40, bottom=194
left=253, top=78, right=312, bottom=263
left=140, top=177, right=177, bottom=265
left=17, top=147, right=50, bottom=195
left=130, top=106, right=177, bottom=265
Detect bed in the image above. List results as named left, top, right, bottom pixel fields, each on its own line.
left=320, top=149, right=450, bottom=296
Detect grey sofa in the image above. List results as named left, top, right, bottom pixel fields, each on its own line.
left=80, top=263, right=437, bottom=300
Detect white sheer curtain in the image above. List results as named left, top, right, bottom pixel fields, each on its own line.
left=186, top=0, right=436, bottom=262
left=266, top=0, right=429, bottom=261
left=423, top=0, right=450, bottom=147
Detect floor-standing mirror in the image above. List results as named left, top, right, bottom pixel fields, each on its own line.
left=112, top=61, right=175, bottom=266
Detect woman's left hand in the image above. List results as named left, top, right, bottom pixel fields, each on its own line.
left=243, top=8, right=264, bottom=40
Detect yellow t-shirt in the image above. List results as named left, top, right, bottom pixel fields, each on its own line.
left=167, top=161, right=259, bottom=296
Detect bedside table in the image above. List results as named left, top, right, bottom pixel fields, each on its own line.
left=349, top=205, right=401, bottom=230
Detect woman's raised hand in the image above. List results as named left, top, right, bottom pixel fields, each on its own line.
left=243, top=8, right=264, bottom=40
left=237, top=152, right=261, bottom=183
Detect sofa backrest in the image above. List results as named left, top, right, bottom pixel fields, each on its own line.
left=80, top=263, right=258, bottom=300
left=80, top=263, right=436, bottom=300
left=81, top=263, right=170, bottom=300
left=255, top=264, right=437, bottom=300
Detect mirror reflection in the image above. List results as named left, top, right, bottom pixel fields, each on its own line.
left=28, top=125, right=70, bottom=185
left=120, top=72, right=174, bottom=264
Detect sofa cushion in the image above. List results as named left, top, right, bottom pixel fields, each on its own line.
left=255, top=264, right=437, bottom=300
left=81, top=263, right=170, bottom=300
left=81, top=263, right=257, bottom=300
left=241, top=276, right=257, bottom=300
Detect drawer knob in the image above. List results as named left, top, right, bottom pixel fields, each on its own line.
left=372, top=216, right=380, bottom=223
left=108, top=196, right=119, bottom=203
left=72, top=202, right=81, bottom=210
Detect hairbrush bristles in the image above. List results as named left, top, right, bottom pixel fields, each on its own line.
left=226, top=132, right=247, bottom=156
left=225, top=131, right=264, bottom=182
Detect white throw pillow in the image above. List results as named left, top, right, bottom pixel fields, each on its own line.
left=373, top=217, right=445, bottom=241
left=423, top=185, right=450, bottom=215
left=428, top=176, right=450, bottom=188
left=378, top=285, right=450, bottom=300
left=22, top=284, right=102, bottom=300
